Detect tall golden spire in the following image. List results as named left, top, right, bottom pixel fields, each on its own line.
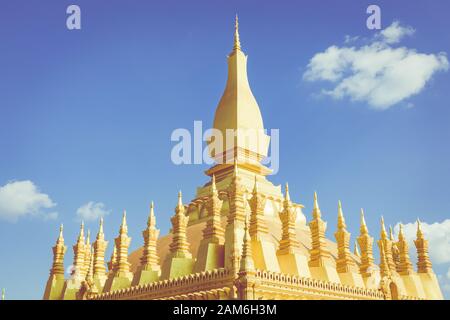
left=277, top=183, right=300, bottom=255
left=210, top=17, right=269, bottom=165
left=414, top=219, right=433, bottom=273
left=334, top=201, right=356, bottom=273
left=49, top=224, right=67, bottom=276
left=93, top=217, right=108, bottom=278
left=397, top=224, right=414, bottom=275
left=308, top=192, right=333, bottom=267
left=357, top=209, right=375, bottom=277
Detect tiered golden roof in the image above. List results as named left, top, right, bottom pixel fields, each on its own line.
left=43, top=18, right=443, bottom=301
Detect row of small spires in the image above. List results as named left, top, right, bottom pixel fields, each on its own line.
left=48, top=171, right=433, bottom=289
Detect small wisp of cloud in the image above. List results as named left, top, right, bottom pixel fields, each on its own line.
left=76, top=201, right=110, bottom=221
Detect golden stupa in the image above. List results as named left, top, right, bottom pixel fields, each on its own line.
left=43, top=17, right=443, bottom=300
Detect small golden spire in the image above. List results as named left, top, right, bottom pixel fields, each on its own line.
left=138, top=201, right=160, bottom=273
left=360, top=209, right=368, bottom=234
left=86, top=245, right=94, bottom=283
left=357, top=209, right=375, bottom=276
left=86, top=229, right=91, bottom=246
left=49, top=223, right=67, bottom=277
left=93, top=216, right=108, bottom=278
left=414, top=218, right=433, bottom=274
left=379, top=241, right=391, bottom=278
left=397, top=223, right=414, bottom=275
left=233, top=14, right=241, bottom=52
left=108, top=244, right=117, bottom=272
left=120, top=210, right=128, bottom=234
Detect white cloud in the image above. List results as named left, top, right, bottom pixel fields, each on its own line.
left=76, top=201, right=110, bottom=221
left=0, top=180, right=57, bottom=222
left=379, top=21, right=415, bottom=44
left=303, top=21, right=449, bottom=110
left=394, top=219, right=450, bottom=265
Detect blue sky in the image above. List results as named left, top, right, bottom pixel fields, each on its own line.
left=0, top=0, right=449, bottom=299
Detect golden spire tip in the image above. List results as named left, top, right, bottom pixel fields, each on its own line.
left=178, top=190, right=183, bottom=206
left=233, top=14, right=241, bottom=52
left=313, top=191, right=319, bottom=210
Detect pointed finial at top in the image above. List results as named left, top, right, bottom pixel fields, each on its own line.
left=313, top=191, right=319, bottom=210
left=312, top=191, right=321, bottom=219
left=58, top=223, right=64, bottom=239
left=147, top=201, right=156, bottom=227
left=120, top=210, right=128, bottom=234
left=178, top=190, right=183, bottom=207
left=416, top=218, right=424, bottom=238
left=86, top=229, right=91, bottom=245
left=360, top=209, right=368, bottom=234
left=122, top=210, right=127, bottom=224
left=284, top=183, right=291, bottom=202
left=337, top=200, right=346, bottom=230
left=389, top=225, right=394, bottom=241
left=99, top=217, right=104, bottom=234
left=233, top=14, right=241, bottom=52
left=78, top=221, right=85, bottom=240
left=380, top=216, right=387, bottom=239
left=398, top=223, right=404, bottom=240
